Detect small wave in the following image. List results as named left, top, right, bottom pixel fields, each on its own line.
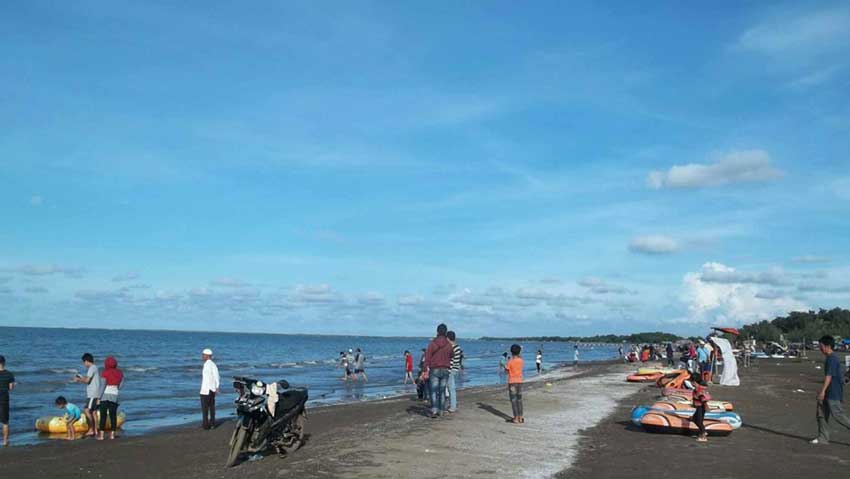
left=269, top=362, right=298, bottom=368
left=125, top=367, right=160, bottom=373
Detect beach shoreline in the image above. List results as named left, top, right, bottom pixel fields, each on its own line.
left=0, top=361, right=637, bottom=478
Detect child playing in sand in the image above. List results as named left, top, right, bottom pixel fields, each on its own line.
left=505, top=344, right=524, bottom=424
left=690, top=373, right=710, bottom=442
left=55, top=396, right=81, bottom=440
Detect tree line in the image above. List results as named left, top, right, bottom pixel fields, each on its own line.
left=480, top=331, right=682, bottom=344
left=739, top=307, right=850, bottom=343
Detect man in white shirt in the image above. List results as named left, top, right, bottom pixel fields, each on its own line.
left=200, top=348, right=220, bottom=430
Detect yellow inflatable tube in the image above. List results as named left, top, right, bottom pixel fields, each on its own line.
left=637, top=368, right=681, bottom=376
left=35, top=412, right=125, bottom=434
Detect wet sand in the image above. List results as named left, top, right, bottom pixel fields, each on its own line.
left=559, top=355, right=850, bottom=478
left=0, top=361, right=638, bottom=479
left=2, top=357, right=841, bottom=478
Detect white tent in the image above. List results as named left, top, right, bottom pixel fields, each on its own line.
left=711, top=336, right=740, bottom=386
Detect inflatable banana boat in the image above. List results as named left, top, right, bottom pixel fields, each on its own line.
left=642, top=402, right=742, bottom=429
left=661, top=388, right=735, bottom=411
left=634, top=409, right=734, bottom=436
left=36, top=412, right=125, bottom=434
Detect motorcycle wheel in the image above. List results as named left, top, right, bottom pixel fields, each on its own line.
left=281, top=412, right=306, bottom=454
left=226, top=426, right=248, bottom=467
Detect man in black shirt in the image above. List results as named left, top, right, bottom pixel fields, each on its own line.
left=0, top=355, right=16, bottom=446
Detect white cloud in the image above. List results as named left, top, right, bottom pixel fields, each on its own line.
left=791, top=255, right=831, bottom=264
left=291, top=284, right=341, bottom=304
left=737, top=7, right=850, bottom=56
left=397, top=294, right=425, bottom=306
left=698, top=262, right=787, bottom=286
left=796, top=282, right=850, bottom=294
left=629, top=235, right=679, bottom=255
left=648, top=150, right=782, bottom=189
left=30, top=195, right=44, bottom=206
left=357, top=292, right=385, bottom=306
left=682, top=262, right=806, bottom=325
left=0, top=264, right=85, bottom=278
left=210, top=277, right=251, bottom=288
left=112, top=272, right=140, bottom=282
left=577, top=277, right=635, bottom=295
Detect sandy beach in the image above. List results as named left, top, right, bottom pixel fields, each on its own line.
left=560, top=356, right=850, bottom=479
left=2, top=358, right=846, bottom=478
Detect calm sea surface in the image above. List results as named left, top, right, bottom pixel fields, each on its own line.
left=0, top=327, right=619, bottom=445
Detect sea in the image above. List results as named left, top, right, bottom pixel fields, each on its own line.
left=0, top=327, right=620, bottom=445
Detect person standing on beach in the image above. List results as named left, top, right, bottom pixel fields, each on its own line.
left=417, top=348, right=430, bottom=401
left=535, top=350, right=543, bottom=374
left=404, top=351, right=415, bottom=384
left=199, top=348, right=219, bottom=430
left=0, top=355, right=15, bottom=446
left=446, top=331, right=461, bottom=413
left=666, top=343, right=675, bottom=367
left=99, top=356, right=124, bottom=440
left=690, top=374, right=710, bottom=442
left=424, top=324, right=452, bottom=418
left=505, top=344, right=524, bottom=424
left=353, top=348, right=367, bottom=382
left=73, top=353, right=102, bottom=438
left=812, top=335, right=850, bottom=445
left=573, top=345, right=580, bottom=368
left=697, top=340, right=710, bottom=382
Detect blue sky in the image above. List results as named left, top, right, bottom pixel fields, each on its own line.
left=2, top=1, right=849, bottom=337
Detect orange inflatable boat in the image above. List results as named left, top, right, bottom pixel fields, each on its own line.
left=639, top=410, right=733, bottom=436
left=627, top=373, right=664, bottom=383
left=656, top=370, right=690, bottom=389
left=660, top=391, right=735, bottom=412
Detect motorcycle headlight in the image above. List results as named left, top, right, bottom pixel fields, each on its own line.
left=251, top=382, right=266, bottom=396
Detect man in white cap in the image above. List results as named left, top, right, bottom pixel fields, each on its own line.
left=200, top=348, right=220, bottom=430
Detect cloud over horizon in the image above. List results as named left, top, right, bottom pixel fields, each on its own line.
left=647, top=150, right=783, bottom=189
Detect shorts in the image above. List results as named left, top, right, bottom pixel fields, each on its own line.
left=0, top=402, right=8, bottom=424
left=85, top=398, right=99, bottom=411
left=354, top=369, right=364, bottom=374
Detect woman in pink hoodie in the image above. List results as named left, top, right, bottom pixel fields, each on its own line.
left=98, top=356, right=124, bottom=440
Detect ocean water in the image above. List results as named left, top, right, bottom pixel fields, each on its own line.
left=0, top=327, right=619, bottom=445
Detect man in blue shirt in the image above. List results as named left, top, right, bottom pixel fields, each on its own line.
left=812, top=335, right=850, bottom=444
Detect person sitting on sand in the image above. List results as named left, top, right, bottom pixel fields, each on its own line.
left=403, top=351, right=414, bottom=384
left=55, top=396, right=81, bottom=440
left=505, top=344, right=524, bottom=424
left=99, top=356, right=124, bottom=440
left=0, top=355, right=15, bottom=446
left=73, top=352, right=102, bottom=438
left=689, top=373, right=710, bottom=442
left=812, top=335, right=850, bottom=445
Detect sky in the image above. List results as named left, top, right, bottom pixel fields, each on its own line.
left=2, top=1, right=849, bottom=337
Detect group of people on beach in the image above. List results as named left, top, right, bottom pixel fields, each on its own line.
left=339, top=348, right=367, bottom=381
left=54, top=353, right=125, bottom=441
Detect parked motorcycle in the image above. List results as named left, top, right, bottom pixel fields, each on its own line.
left=226, top=376, right=308, bottom=467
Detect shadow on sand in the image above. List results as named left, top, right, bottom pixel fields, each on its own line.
left=477, top=402, right=513, bottom=422
left=743, top=423, right=850, bottom=446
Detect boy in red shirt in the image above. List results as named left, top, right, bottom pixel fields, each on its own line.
left=505, top=344, right=524, bottom=424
